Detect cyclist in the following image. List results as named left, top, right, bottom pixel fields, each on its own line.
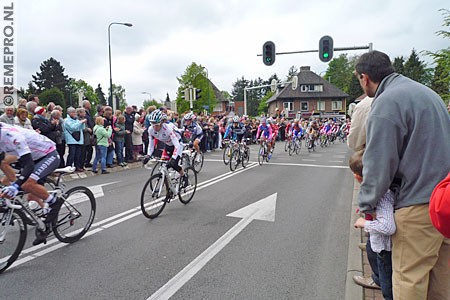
left=268, top=118, right=279, bottom=153
left=0, top=122, right=63, bottom=245
left=256, top=118, right=273, bottom=159
left=144, top=110, right=187, bottom=185
left=291, top=119, right=304, bottom=140
left=224, top=115, right=247, bottom=142
left=182, top=112, right=203, bottom=159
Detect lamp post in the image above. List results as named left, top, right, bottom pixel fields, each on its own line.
left=203, top=67, right=210, bottom=115
left=108, top=22, right=132, bottom=111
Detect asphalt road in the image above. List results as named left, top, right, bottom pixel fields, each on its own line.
left=1, top=140, right=354, bottom=300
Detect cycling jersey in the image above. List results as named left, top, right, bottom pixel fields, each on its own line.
left=224, top=123, right=246, bottom=141
left=0, top=123, right=56, bottom=161
left=147, top=122, right=183, bottom=159
left=292, top=124, right=304, bottom=137
left=256, top=124, right=272, bottom=140
left=183, top=121, right=203, bottom=141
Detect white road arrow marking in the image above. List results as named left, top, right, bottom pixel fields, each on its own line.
left=147, top=193, right=277, bottom=300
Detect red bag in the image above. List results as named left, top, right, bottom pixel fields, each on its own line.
left=429, top=172, right=450, bottom=238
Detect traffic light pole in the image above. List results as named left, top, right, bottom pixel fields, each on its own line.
left=257, top=43, right=373, bottom=57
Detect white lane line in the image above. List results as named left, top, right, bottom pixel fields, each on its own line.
left=8, top=163, right=258, bottom=270
left=302, top=159, right=316, bottom=162
left=267, top=162, right=348, bottom=169
left=329, top=160, right=344, bottom=163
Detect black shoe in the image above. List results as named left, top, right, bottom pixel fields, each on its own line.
left=44, top=197, right=64, bottom=225
left=92, top=169, right=98, bottom=174
left=102, top=170, right=110, bottom=174
left=182, top=174, right=189, bottom=188
left=32, top=228, right=49, bottom=246
left=85, top=163, right=93, bottom=168
left=107, top=164, right=115, bottom=168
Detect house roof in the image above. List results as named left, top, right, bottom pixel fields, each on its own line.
left=267, top=66, right=349, bottom=103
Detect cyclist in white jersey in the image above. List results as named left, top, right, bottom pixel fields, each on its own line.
left=0, top=123, right=63, bottom=245
left=144, top=110, right=188, bottom=185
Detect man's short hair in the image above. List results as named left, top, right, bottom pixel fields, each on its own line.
left=27, top=94, right=38, bottom=102
left=355, top=50, right=395, bottom=83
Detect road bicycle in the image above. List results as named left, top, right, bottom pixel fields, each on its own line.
left=141, top=159, right=197, bottom=219
left=181, top=144, right=204, bottom=173
left=258, top=139, right=270, bottom=166
left=222, top=139, right=236, bottom=165
left=229, top=138, right=250, bottom=171
left=0, top=166, right=96, bottom=273
left=305, top=133, right=316, bottom=152
left=288, top=136, right=302, bottom=156
left=319, top=133, right=329, bottom=148
left=284, top=136, right=292, bottom=152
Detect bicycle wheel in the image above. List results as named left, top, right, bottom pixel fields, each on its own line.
left=241, top=148, right=250, bottom=168
left=258, top=145, right=265, bottom=166
left=150, top=161, right=162, bottom=178
left=223, top=144, right=232, bottom=165
left=141, top=174, right=169, bottom=219
left=295, top=140, right=301, bottom=155
left=284, top=139, right=289, bottom=152
left=288, top=140, right=295, bottom=156
left=53, top=186, right=96, bottom=243
left=230, top=150, right=240, bottom=172
left=178, top=167, right=197, bottom=204
left=192, top=152, right=204, bottom=173
left=0, top=208, right=27, bottom=273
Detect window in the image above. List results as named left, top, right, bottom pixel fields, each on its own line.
left=317, top=101, right=325, bottom=111
left=300, top=85, right=308, bottom=92
left=332, top=101, right=342, bottom=110
left=283, top=102, right=293, bottom=111
left=301, top=102, right=308, bottom=111
left=300, top=84, right=323, bottom=92
left=213, top=102, right=222, bottom=112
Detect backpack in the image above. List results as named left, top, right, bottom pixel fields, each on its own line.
left=429, top=172, right=450, bottom=238
left=91, top=128, right=98, bottom=146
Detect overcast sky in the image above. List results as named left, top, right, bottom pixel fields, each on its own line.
left=17, top=0, right=449, bottom=107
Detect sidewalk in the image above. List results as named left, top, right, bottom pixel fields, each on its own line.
left=61, top=160, right=143, bottom=182
left=346, top=180, right=384, bottom=300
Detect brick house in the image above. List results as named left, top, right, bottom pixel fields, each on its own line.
left=267, top=66, right=349, bottom=119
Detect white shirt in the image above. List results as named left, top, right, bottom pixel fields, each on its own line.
left=147, top=122, right=183, bottom=159
left=364, top=189, right=396, bottom=253
left=0, top=123, right=56, bottom=161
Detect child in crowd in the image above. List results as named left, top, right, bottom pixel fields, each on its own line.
left=350, top=149, right=395, bottom=300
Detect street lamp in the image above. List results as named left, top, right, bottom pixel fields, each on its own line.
left=108, top=22, right=132, bottom=111
left=202, top=67, right=210, bottom=115
left=142, top=91, right=152, bottom=100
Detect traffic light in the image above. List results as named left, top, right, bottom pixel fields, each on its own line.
left=319, top=35, right=334, bottom=62
left=181, top=88, right=190, bottom=102
left=194, top=88, right=202, bottom=100
left=263, top=41, right=276, bottom=66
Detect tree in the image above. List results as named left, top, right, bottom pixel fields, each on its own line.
left=39, top=87, right=66, bottom=112
left=403, top=49, right=432, bottom=86
left=32, top=57, right=70, bottom=93
left=67, top=79, right=99, bottom=109
left=110, top=84, right=127, bottom=111
left=286, top=66, right=298, bottom=81
left=392, top=56, right=405, bottom=75
left=258, top=91, right=274, bottom=115
left=324, top=54, right=353, bottom=93
left=142, top=99, right=161, bottom=110
left=95, top=84, right=107, bottom=105
left=425, top=9, right=450, bottom=103
left=175, top=63, right=216, bottom=114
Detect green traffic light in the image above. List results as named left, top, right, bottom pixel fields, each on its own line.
left=266, top=57, right=272, bottom=62
left=323, top=53, right=329, bottom=58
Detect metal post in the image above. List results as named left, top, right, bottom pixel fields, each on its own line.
left=244, top=88, right=247, bottom=116
left=189, top=87, right=194, bottom=111
left=108, top=22, right=132, bottom=110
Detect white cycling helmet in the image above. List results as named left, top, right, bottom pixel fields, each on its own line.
left=184, top=112, right=195, bottom=120
left=233, top=116, right=239, bottom=123
left=148, top=110, right=163, bottom=124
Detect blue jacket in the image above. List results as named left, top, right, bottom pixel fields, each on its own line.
left=64, top=114, right=85, bottom=145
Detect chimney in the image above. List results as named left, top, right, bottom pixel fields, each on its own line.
left=300, top=66, right=310, bottom=71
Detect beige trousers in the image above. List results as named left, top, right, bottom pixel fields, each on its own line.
left=392, top=204, right=450, bottom=300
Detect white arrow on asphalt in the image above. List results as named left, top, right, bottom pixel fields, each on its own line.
left=147, top=193, right=277, bottom=300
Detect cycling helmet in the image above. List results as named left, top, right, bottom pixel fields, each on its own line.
left=233, top=116, right=239, bottom=123
left=260, top=117, right=267, bottom=124
left=267, top=118, right=272, bottom=124
left=148, top=110, right=163, bottom=124
left=184, top=112, right=195, bottom=120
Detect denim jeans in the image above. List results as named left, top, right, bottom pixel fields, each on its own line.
left=115, top=140, right=124, bottom=164
left=92, top=145, right=107, bottom=172
left=66, top=144, right=82, bottom=169
left=377, top=250, right=393, bottom=300
left=366, top=237, right=381, bottom=286
left=106, top=145, right=115, bottom=165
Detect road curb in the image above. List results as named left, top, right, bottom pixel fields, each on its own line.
left=60, top=161, right=143, bottom=182
left=345, top=179, right=363, bottom=300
